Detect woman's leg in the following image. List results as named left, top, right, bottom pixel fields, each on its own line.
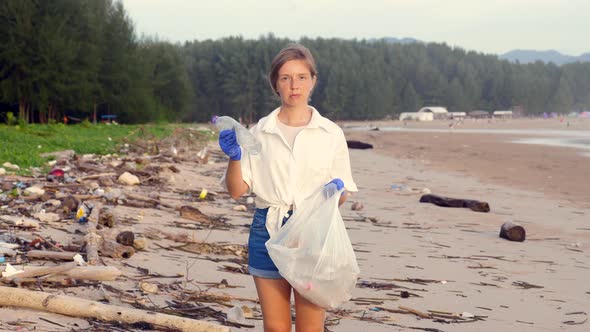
left=254, top=276, right=293, bottom=332
left=293, top=290, right=325, bottom=332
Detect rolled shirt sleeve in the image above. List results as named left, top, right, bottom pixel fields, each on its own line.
left=331, top=130, right=358, bottom=192
left=240, top=150, right=253, bottom=192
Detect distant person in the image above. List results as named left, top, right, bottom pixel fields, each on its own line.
left=219, top=43, right=357, bottom=331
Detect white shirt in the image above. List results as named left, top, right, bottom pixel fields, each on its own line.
left=276, top=120, right=305, bottom=149
left=240, top=106, right=358, bottom=237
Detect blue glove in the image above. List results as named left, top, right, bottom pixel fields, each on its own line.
left=326, top=178, right=344, bottom=190
left=219, top=129, right=241, bottom=161
left=324, top=178, right=345, bottom=198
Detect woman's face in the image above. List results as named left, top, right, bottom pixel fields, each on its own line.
left=276, top=59, right=316, bottom=108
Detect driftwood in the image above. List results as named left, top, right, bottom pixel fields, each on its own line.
left=499, top=222, right=526, bottom=242
left=27, top=250, right=78, bottom=261
left=0, top=286, right=229, bottom=332
left=347, top=140, right=373, bottom=149
left=97, top=228, right=134, bottom=245
left=96, top=228, right=136, bottom=259
left=180, top=206, right=213, bottom=223
left=125, top=192, right=175, bottom=209
left=84, top=202, right=101, bottom=265
left=101, top=239, right=135, bottom=259
left=3, top=262, right=78, bottom=281
left=0, top=265, right=121, bottom=281
left=0, top=215, right=40, bottom=229
left=398, top=305, right=432, bottom=319
left=419, top=194, right=490, bottom=212
left=76, top=172, right=117, bottom=182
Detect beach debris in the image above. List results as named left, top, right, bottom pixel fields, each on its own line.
left=419, top=194, right=490, bottom=212
left=162, top=300, right=254, bottom=328
left=24, top=186, right=45, bottom=196
left=351, top=201, right=364, bottom=211
left=180, top=205, right=214, bottom=223
left=83, top=202, right=101, bottom=265
left=0, top=286, right=229, bottom=332
left=199, top=188, right=208, bottom=199
left=117, top=172, right=140, bottom=185
left=398, top=305, right=431, bottom=319
left=233, top=205, right=247, bottom=212
left=563, top=311, right=587, bottom=325
left=219, top=264, right=249, bottom=275
left=33, top=211, right=61, bottom=223
left=405, top=187, right=431, bottom=195
left=499, top=221, right=526, bottom=242
left=1, top=263, right=24, bottom=278
left=196, top=147, right=210, bottom=164
left=139, top=281, right=159, bottom=293
left=2, top=261, right=78, bottom=282
left=460, top=311, right=475, bottom=318
left=46, top=168, right=65, bottom=182
left=98, top=206, right=116, bottom=227
left=115, top=231, right=135, bottom=246
left=226, top=305, right=246, bottom=324
left=0, top=215, right=40, bottom=229
left=133, top=237, right=147, bottom=250
left=27, top=250, right=78, bottom=261
left=565, top=242, right=583, bottom=252
left=176, top=242, right=246, bottom=258
left=512, top=281, right=544, bottom=289
left=346, top=140, right=373, bottom=149
left=2, top=162, right=19, bottom=170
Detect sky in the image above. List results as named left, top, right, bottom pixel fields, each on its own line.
left=120, top=0, right=589, bottom=56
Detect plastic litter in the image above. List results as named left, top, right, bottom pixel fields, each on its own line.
left=76, top=202, right=94, bottom=223
left=213, top=115, right=261, bottom=155
left=267, top=183, right=360, bottom=309
left=73, top=254, right=87, bottom=266
left=1, top=263, right=23, bottom=278
left=227, top=305, right=246, bottom=324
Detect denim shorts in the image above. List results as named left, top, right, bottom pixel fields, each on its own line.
left=248, top=208, right=292, bottom=279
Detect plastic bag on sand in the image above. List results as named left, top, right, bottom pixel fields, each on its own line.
left=266, top=184, right=360, bottom=309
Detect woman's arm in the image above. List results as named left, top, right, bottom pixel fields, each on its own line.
left=225, top=160, right=250, bottom=200
left=338, top=191, right=348, bottom=206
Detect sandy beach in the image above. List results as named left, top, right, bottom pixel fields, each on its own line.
left=0, top=118, right=588, bottom=331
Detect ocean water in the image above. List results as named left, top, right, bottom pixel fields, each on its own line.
left=345, top=125, right=590, bottom=157
left=512, top=137, right=590, bottom=154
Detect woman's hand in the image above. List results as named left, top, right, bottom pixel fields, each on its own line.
left=219, top=129, right=241, bottom=161
left=324, top=178, right=344, bottom=198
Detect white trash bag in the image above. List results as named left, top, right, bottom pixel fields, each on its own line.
left=266, top=184, right=360, bottom=309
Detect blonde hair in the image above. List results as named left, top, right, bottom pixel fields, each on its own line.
left=268, top=43, right=318, bottom=96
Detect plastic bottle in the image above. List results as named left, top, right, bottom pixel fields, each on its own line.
left=213, top=116, right=261, bottom=155
left=76, top=202, right=93, bottom=223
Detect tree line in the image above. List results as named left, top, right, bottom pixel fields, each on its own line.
left=1, top=0, right=589, bottom=124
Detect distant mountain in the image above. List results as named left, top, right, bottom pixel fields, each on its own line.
left=500, top=49, right=590, bottom=65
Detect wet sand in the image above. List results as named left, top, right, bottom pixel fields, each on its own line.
left=344, top=118, right=590, bottom=208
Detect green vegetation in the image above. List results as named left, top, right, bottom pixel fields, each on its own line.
left=1, top=1, right=590, bottom=124
left=0, top=123, right=174, bottom=173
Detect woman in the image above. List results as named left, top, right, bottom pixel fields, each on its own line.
left=219, top=43, right=357, bottom=332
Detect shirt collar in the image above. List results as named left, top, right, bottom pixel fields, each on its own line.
left=261, top=106, right=336, bottom=134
